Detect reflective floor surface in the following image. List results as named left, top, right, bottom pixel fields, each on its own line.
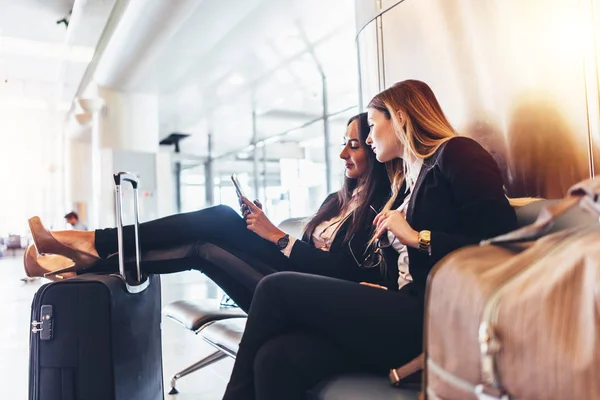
left=0, top=251, right=233, bottom=399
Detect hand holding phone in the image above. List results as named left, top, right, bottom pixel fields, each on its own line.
left=232, top=174, right=263, bottom=216
left=240, top=198, right=263, bottom=214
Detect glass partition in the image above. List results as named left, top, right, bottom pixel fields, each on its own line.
left=356, top=21, right=381, bottom=108
left=362, top=0, right=599, bottom=199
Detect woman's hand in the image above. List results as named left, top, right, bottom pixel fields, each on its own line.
left=360, top=282, right=388, bottom=290
left=240, top=198, right=262, bottom=216
left=241, top=197, right=286, bottom=244
left=373, top=210, right=419, bottom=248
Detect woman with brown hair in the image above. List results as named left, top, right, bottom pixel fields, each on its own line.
left=222, top=80, right=518, bottom=400
left=25, top=113, right=399, bottom=312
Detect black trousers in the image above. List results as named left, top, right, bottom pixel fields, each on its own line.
left=95, top=205, right=289, bottom=267
left=222, top=272, right=424, bottom=400
left=114, top=254, right=269, bottom=312
left=92, top=205, right=291, bottom=312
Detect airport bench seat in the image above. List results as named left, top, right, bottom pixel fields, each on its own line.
left=161, top=299, right=246, bottom=394
left=164, top=306, right=420, bottom=399
left=164, top=299, right=246, bottom=332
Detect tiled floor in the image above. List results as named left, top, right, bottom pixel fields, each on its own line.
left=0, top=251, right=233, bottom=399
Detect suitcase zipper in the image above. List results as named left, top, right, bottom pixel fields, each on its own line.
left=477, top=229, right=590, bottom=398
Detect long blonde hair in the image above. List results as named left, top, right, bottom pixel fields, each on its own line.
left=368, top=80, right=457, bottom=243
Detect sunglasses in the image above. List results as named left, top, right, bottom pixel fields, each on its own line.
left=348, top=206, right=397, bottom=268
left=370, top=205, right=397, bottom=246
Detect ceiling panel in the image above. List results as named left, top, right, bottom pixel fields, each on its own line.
left=0, top=0, right=113, bottom=112
left=0, top=0, right=71, bottom=43
left=94, top=0, right=361, bottom=157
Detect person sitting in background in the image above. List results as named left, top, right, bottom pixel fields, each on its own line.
left=64, top=212, right=87, bottom=231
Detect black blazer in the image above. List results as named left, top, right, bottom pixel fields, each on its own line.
left=387, top=136, right=517, bottom=295
left=287, top=193, right=400, bottom=287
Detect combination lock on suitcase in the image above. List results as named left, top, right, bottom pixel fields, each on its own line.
left=28, top=172, right=164, bottom=400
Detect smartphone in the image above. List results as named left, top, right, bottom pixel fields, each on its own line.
left=231, top=174, right=253, bottom=215
left=231, top=173, right=247, bottom=199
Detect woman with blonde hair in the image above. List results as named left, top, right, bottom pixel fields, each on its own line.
left=222, top=80, right=518, bottom=400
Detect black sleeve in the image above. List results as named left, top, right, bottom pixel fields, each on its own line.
left=429, top=137, right=518, bottom=264
left=287, top=232, right=386, bottom=285
left=290, top=234, right=386, bottom=284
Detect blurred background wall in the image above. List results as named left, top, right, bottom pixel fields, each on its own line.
left=356, top=0, right=600, bottom=199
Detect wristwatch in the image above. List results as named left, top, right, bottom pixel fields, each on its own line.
left=276, top=234, right=290, bottom=250
left=418, top=230, right=431, bottom=254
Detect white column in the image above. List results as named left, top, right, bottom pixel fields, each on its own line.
left=77, top=98, right=105, bottom=229
left=67, top=87, right=163, bottom=227
left=97, top=87, right=159, bottom=153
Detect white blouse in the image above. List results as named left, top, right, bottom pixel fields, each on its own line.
left=281, top=192, right=359, bottom=257
left=311, top=207, right=355, bottom=251
left=390, top=159, right=423, bottom=290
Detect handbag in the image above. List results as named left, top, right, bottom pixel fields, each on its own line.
left=423, top=178, right=600, bottom=399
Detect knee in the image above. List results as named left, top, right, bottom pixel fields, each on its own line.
left=189, top=204, right=240, bottom=223
left=208, top=204, right=239, bottom=218
left=254, top=272, right=301, bottom=302
left=258, top=271, right=300, bottom=290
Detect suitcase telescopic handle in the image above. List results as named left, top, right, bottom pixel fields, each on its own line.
left=113, top=172, right=142, bottom=284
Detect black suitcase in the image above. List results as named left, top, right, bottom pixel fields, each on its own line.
left=28, top=172, right=164, bottom=400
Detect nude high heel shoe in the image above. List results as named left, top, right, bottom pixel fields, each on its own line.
left=23, top=245, right=77, bottom=281
left=28, top=216, right=99, bottom=276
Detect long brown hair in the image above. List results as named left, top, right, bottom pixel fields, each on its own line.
left=367, top=80, right=457, bottom=235
left=302, top=113, right=391, bottom=244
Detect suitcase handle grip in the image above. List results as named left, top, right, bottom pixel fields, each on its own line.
left=113, top=172, right=142, bottom=284
left=113, top=172, right=139, bottom=189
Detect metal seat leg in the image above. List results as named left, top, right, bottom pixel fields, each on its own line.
left=168, top=349, right=228, bottom=395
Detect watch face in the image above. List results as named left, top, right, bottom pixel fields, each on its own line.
left=277, top=236, right=290, bottom=249
left=421, top=231, right=431, bottom=242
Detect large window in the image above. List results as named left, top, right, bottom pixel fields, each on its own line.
left=174, top=2, right=361, bottom=220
